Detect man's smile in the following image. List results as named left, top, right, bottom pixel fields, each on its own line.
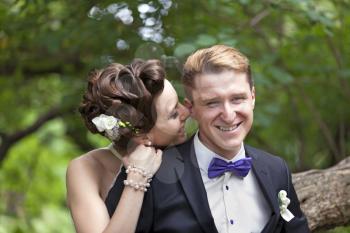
left=216, top=122, right=243, bottom=132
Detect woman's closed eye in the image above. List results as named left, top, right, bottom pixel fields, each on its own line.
left=169, top=110, right=179, bottom=119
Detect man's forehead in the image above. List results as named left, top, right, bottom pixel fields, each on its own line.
left=194, top=70, right=247, bottom=85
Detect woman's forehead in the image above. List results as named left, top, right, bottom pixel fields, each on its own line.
left=155, top=80, right=178, bottom=114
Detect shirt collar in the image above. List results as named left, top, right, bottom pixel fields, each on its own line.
left=194, top=131, right=246, bottom=174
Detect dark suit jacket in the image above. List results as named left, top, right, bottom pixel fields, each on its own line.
left=105, top=137, right=310, bottom=233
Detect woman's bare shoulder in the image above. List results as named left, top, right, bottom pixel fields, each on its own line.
left=67, top=148, right=116, bottom=179
left=66, top=148, right=122, bottom=192
left=66, top=148, right=121, bottom=205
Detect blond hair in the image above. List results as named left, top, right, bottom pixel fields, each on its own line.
left=182, top=45, right=253, bottom=99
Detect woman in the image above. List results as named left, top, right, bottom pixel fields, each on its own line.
left=66, top=59, right=189, bottom=233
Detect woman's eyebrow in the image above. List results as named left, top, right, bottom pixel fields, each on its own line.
left=166, top=101, right=178, bottom=115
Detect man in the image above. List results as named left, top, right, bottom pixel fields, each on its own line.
left=135, top=45, right=310, bottom=232
left=109, top=45, right=310, bottom=232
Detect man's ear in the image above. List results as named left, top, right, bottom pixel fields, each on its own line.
left=183, top=98, right=193, bottom=113
left=251, top=86, right=256, bottom=109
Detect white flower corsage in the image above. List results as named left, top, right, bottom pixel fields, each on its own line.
left=278, top=190, right=295, bottom=222
left=92, top=114, right=118, bottom=132
left=92, top=114, right=138, bottom=141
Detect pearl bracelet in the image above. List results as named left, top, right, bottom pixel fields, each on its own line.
left=125, top=164, right=153, bottom=180
left=123, top=179, right=150, bottom=192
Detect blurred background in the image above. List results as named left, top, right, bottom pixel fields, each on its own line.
left=0, top=0, right=349, bottom=232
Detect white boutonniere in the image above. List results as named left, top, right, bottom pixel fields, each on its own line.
left=278, top=190, right=295, bottom=222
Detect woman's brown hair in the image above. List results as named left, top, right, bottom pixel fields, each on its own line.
left=79, top=59, right=165, bottom=150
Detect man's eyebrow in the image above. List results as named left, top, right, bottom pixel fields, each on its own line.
left=202, top=97, right=218, bottom=102
left=197, top=96, right=220, bottom=104
left=197, top=93, right=249, bottom=103
left=231, top=93, right=248, bottom=97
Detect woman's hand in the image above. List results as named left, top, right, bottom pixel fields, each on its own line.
left=122, top=144, right=162, bottom=177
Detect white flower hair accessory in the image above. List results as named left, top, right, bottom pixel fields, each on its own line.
left=278, top=190, right=295, bottom=222
left=92, top=114, right=138, bottom=141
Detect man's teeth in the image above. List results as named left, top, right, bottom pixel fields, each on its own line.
left=218, top=124, right=239, bottom=131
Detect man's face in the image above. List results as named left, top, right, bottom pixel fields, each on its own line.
left=188, top=70, right=255, bottom=158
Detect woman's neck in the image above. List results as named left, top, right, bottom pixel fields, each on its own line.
left=112, top=140, right=138, bottom=157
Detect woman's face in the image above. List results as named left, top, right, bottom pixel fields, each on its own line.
left=147, top=79, right=190, bottom=147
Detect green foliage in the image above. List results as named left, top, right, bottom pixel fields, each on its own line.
left=0, top=205, right=74, bottom=233
left=1, top=0, right=350, bottom=231
left=0, top=119, right=77, bottom=232
left=174, top=43, right=196, bottom=58
left=319, top=226, right=350, bottom=233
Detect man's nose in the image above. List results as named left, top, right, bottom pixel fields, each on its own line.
left=221, top=102, right=236, bottom=123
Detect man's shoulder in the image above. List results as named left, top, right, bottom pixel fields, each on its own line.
left=245, top=144, right=286, bottom=166
left=245, top=144, right=292, bottom=184
left=163, top=137, right=194, bottom=159
left=153, top=138, right=193, bottom=183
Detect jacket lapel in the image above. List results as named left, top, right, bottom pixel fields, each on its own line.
left=245, top=146, right=280, bottom=232
left=175, top=138, right=218, bottom=233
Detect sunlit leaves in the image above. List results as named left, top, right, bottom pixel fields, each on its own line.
left=174, top=43, right=196, bottom=57
left=195, top=34, right=217, bottom=47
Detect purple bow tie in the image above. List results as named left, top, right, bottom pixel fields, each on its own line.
left=208, top=157, right=252, bottom=179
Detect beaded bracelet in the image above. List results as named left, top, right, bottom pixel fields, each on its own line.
left=123, top=179, right=150, bottom=192
left=125, top=164, right=153, bottom=180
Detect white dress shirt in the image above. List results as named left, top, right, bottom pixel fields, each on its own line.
left=194, top=132, right=270, bottom=233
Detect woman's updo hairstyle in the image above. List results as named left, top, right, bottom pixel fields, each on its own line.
left=79, top=59, right=165, bottom=149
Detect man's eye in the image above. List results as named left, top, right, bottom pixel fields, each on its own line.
left=207, top=102, right=219, bottom=107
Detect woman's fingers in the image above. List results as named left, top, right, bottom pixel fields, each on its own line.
left=125, top=144, right=163, bottom=176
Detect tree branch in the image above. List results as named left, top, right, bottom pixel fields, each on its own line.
left=296, top=82, right=341, bottom=162
left=250, top=9, right=270, bottom=27
left=0, top=52, right=84, bottom=78
left=294, top=157, right=350, bottom=231
left=0, top=107, right=69, bottom=165
left=325, top=35, right=350, bottom=100
left=9, top=108, right=62, bottom=142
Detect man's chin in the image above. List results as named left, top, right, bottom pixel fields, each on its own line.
left=217, top=141, right=243, bottom=152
